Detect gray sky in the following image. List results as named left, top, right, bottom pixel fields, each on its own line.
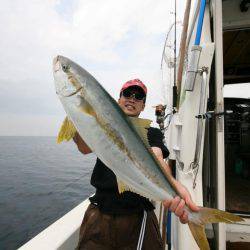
left=0, top=0, right=185, bottom=136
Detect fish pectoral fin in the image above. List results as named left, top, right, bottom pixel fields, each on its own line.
left=78, top=97, right=96, bottom=117
left=57, top=116, right=77, bottom=143
left=129, top=117, right=152, bottom=148
left=188, top=207, right=244, bottom=250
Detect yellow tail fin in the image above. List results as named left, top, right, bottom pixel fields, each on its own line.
left=188, top=222, right=210, bottom=250
left=188, top=207, right=244, bottom=250
left=57, top=116, right=77, bottom=143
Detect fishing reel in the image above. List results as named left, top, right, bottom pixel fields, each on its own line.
left=154, top=104, right=174, bottom=134
left=154, top=104, right=167, bottom=132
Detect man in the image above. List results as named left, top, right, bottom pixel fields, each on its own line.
left=74, top=79, right=198, bottom=250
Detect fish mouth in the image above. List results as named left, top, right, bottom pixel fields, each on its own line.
left=53, top=56, right=61, bottom=73
left=53, top=56, right=82, bottom=97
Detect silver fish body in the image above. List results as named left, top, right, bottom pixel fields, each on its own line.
left=53, top=55, right=243, bottom=250
left=53, top=55, right=175, bottom=201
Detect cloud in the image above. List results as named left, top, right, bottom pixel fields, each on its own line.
left=0, top=0, right=184, bottom=135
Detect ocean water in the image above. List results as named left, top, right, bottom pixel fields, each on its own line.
left=0, top=136, right=95, bottom=250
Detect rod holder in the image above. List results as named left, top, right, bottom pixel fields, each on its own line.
left=184, top=45, right=202, bottom=91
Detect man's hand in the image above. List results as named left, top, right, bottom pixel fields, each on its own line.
left=163, top=181, right=199, bottom=224
left=73, top=132, right=92, bottom=154
left=150, top=146, right=199, bottom=224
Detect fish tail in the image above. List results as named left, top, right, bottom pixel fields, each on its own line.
left=188, top=207, right=244, bottom=250
left=188, top=222, right=210, bottom=250
left=57, top=116, right=77, bottom=143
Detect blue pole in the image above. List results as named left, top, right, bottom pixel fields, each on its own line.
left=195, top=0, right=206, bottom=45
left=166, top=211, right=172, bottom=250
left=166, top=163, right=176, bottom=249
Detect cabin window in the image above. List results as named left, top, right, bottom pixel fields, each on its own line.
left=224, top=83, right=250, bottom=214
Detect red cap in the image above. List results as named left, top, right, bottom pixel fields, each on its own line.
left=120, top=79, right=147, bottom=95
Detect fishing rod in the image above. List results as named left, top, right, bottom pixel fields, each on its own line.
left=172, top=0, right=178, bottom=111
left=165, top=3, right=177, bottom=250
left=176, top=0, right=192, bottom=109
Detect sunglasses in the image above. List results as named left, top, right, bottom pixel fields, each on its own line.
left=122, top=89, right=146, bottom=101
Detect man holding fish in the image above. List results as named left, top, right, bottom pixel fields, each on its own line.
left=73, top=79, right=198, bottom=250
left=55, top=55, right=242, bottom=250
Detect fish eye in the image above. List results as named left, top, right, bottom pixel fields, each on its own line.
left=62, top=64, right=70, bottom=72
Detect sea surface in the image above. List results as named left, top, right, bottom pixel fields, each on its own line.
left=0, top=136, right=95, bottom=250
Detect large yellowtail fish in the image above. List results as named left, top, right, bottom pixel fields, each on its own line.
left=53, top=55, right=243, bottom=250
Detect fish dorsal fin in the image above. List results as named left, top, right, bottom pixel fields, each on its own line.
left=129, top=117, right=152, bottom=148
left=57, top=116, right=77, bottom=143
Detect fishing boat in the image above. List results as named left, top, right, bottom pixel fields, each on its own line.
left=20, top=0, right=250, bottom=249
left=162, top=0, right=250, bottom=249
